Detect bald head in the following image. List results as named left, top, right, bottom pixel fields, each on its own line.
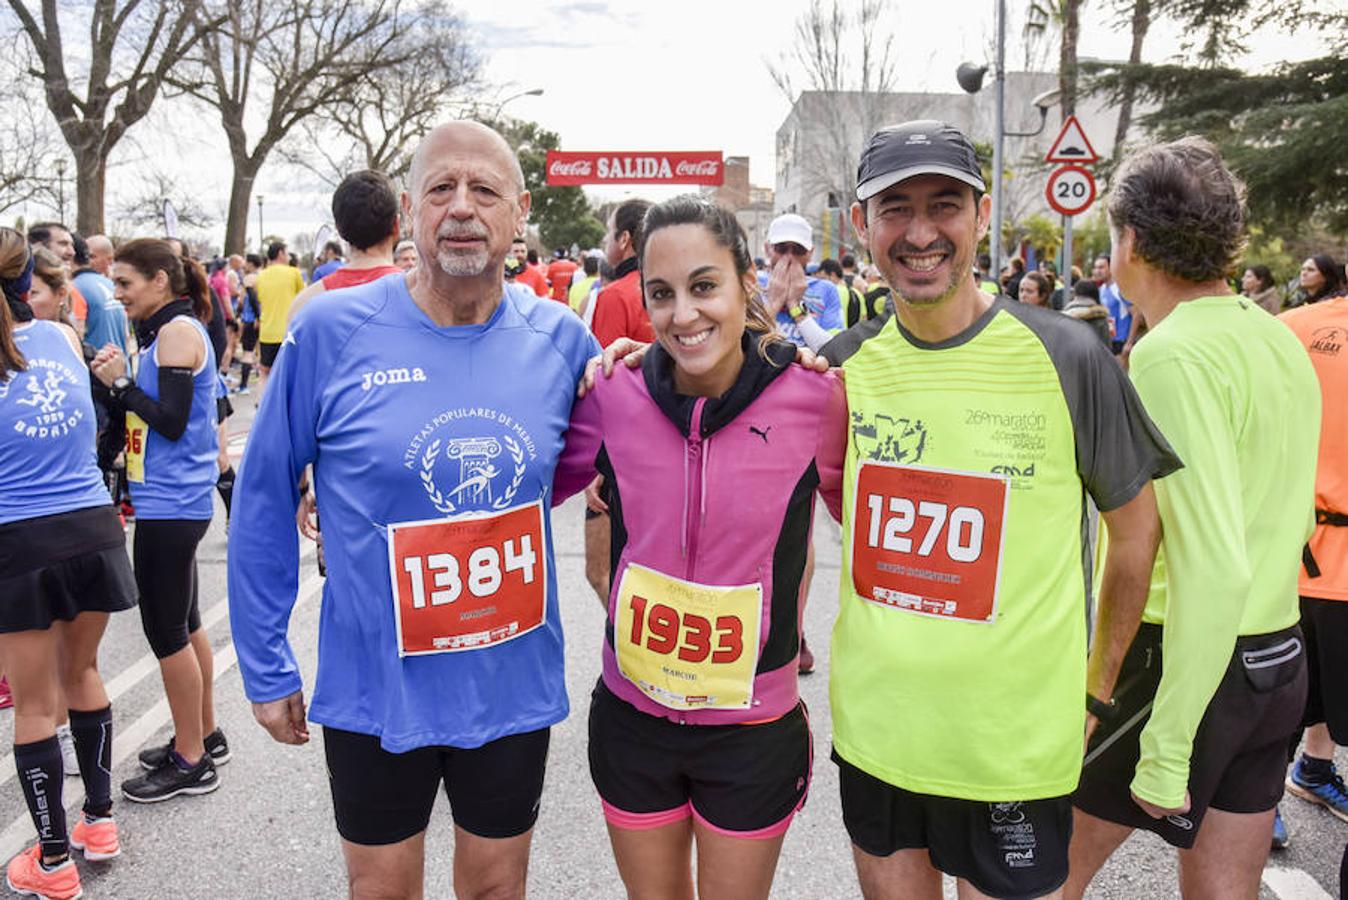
left=87, top=234, right=115, bottom=276
left=408, top=121, right=525, bottom=198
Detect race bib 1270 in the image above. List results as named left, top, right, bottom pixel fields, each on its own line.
left=851, top=462, right=1009, bottom=623
left=387, top=500, right=547, bottom=656
left=614, top=563, right=762, bottom=710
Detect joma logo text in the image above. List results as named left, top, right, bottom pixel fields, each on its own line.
left=361, top=367, right=428, bottom=391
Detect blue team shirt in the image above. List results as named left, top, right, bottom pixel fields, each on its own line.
left=74, top=271, right=127, bottom=355
left=756, top=272, right=843, bottom=346
left=129, top=317, right=219, bottom=520
left=0, top=321, right=110, bottom=524
left=312, top=260, right=343, bottom=282
left=1100, top=280, right=1132, bottom=343
left=227, top=277, right=599, bottom=751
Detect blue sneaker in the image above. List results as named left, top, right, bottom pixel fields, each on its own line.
left=1286, top=758, right=1348, bottom=824
left=1271, top=806, right=1289, bottom=850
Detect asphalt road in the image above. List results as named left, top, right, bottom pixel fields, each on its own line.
left=1, top=391, right=1342, bottom=899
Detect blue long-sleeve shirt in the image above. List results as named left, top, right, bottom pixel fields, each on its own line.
left=227, top=276, right=598, bottom=751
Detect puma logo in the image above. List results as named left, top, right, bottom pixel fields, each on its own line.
left=749, top=425, right=772, bottom=444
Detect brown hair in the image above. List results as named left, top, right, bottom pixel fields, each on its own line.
left=31, top=246, right=76, bottom=328
left=0, top=227, right=30, bottom=378
left=115, top=238, right=213, bottom=323
left=1108, top=137, right=1247, bottom=283
left=1019, top=271, right=1053, bottom=305
left=637, top=194, right=788, bottom=363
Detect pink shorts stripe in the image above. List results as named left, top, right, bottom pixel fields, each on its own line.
left=601, top=799, right=691, bottom=830
left=689, top=803, right=798, bottom=840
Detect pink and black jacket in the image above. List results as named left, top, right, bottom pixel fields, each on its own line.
left=554, top=333, right=847, bottom=725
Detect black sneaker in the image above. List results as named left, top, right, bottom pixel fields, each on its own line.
left=122, top=753, right=219, bottom=803
left=138, top=728, right=231, bottom=771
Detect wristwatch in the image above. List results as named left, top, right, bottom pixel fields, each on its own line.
left=788, top=304, right=807, bottom=322
left=1086, top=693, right=1117, bottom=721
left=110, top=375, right=133, bottom=399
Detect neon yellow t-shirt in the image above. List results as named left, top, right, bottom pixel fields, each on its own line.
left=1127, top=294, right=1320, bottom=808
left=256, top=264, right=305, bottom=344
left=823, top=299, right=1179, bottom=801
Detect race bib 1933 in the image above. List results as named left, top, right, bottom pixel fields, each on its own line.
left=124, top=411, right=148, bottom=484
left=614, top=563, right=762, bottom=710
left=387, top=500, right=547, bottom=656
left=852, top=462, right=1009, bottom=623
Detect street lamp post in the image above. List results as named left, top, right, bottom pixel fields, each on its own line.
left=491, top=88, right=544, bottom=123
left=958, top=13, right=1060, bottom=289
left=54, top=158, right=67, bottom=225
left=256, top=195, right=265, bottom=252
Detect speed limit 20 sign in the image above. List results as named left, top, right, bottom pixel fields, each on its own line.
left=1045, top=165, right=1097, bottom=217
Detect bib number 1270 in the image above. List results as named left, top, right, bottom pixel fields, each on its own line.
left=851, top=463, right=1008, bottom=623
left=864, top=496, right=985, bottom=562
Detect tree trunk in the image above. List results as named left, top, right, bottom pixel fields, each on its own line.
left=73, top=148, right=106, bottom=235
left=224, top=164, right=260, bottom=255
left=1113, top=0, right=1153, bottom=157
left=1059, top=0, right=1082, bottom=118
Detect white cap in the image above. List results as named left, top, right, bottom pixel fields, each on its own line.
left=766, top=213, right=813, bottom=251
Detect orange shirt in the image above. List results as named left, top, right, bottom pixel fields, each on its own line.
left=591, top=265, right=654, bottom=349
left=518, top=264, right=548, bottom=297
left=1281, top=297, right=1348, bottom=600
left=69, top=283, right=88, bottom=322
left=546, top=259, right=577, bottom=304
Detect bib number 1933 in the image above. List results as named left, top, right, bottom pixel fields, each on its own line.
left=388, top=501, right=548, bottom=656
left=852, top=463, right=1009, bottom=622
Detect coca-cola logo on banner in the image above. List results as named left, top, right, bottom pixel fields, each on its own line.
left=545, top=151, right=724, bottom=186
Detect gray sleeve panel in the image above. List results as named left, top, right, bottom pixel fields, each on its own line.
left=820, top=305, right=895, bottom=366
left=998, top=300, right=1184, bottom=512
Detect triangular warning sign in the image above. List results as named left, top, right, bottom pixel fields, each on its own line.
left=1045, top=115, right=1099, bottom=165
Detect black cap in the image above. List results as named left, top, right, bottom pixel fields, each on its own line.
left=855, top=120, right=986, bottom=201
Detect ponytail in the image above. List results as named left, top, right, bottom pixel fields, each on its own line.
left=0, top=227, right=30, bottom=379
left=180, top=255, right=213, bottom=324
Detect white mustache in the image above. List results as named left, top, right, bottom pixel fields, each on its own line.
left=437, top=226, right=488, bottom=241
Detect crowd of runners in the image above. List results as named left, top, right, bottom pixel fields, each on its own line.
left=0, top=113, right=1345, bottom=900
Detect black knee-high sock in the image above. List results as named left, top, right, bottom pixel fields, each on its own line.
left=15, top=737, right=68, bottom=858
left=68, top=707, right=113, bottom=819
left=216, top=466, right=236, bottom=519
left=239, top=362, right=252, bottom=390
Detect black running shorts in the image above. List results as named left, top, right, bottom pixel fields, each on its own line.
left=1298, top=597, right=1348, bottom=743
left=258, top=341, right=281, bottom=368
left=1074, top=622, right=1306, bottom=848
left=588, top=681, right=811, bottom=838
left=322, top=725, right=550, bottom=846
left=240, top=322, right=258, bottom=352
left=0, top=506, right=136, bottom=632
left=835, top=751, right=1071, bottom=900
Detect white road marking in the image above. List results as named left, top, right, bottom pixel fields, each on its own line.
left=0, top=569, right=323, bottom=862
left=1264, top=867, right=1335, bottom=900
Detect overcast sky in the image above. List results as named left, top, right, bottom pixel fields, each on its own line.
left=21, top=0, right=1324, bottom=251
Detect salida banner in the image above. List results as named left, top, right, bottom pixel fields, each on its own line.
left=545, top=151, right=724, bottom=186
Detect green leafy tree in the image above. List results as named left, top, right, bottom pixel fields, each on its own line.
left=1085, top=1, right=1348, bottom=234
left=496, top=118, right=604, bottom=251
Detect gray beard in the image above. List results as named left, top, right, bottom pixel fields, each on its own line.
left=436, top=247, right=490, bottom=277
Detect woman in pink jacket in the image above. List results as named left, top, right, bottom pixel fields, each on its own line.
left=555, top=195, right=847, bottom=900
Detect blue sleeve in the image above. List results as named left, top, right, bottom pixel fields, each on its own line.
left=226, top=316, right=322, bottom=702
left=807, top=280, right=844, bottom=332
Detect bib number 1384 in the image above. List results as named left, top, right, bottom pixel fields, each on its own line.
left=851, top=463, right=1009, bottom=622
left=388, top=501, right=548, bottom=655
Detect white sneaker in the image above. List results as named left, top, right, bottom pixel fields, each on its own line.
left=56, top=724, right=79, bottom=777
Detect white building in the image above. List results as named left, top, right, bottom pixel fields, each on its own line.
left=774, top=72, right=1126, bottom=259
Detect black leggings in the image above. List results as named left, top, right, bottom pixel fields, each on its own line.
left=132, top=518, right=209, bottom=659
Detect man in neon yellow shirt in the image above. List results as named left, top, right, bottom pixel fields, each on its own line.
left=821, top=120, right=1179, bottom=900
left=567, top=253, right=600, bottom=316
left=254, top=241, right=305, bottom=388
left=1067, top=138, right=1321, bottom=899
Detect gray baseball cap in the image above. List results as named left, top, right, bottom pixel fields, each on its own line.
left=855, top=120, right=987, bottom=201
